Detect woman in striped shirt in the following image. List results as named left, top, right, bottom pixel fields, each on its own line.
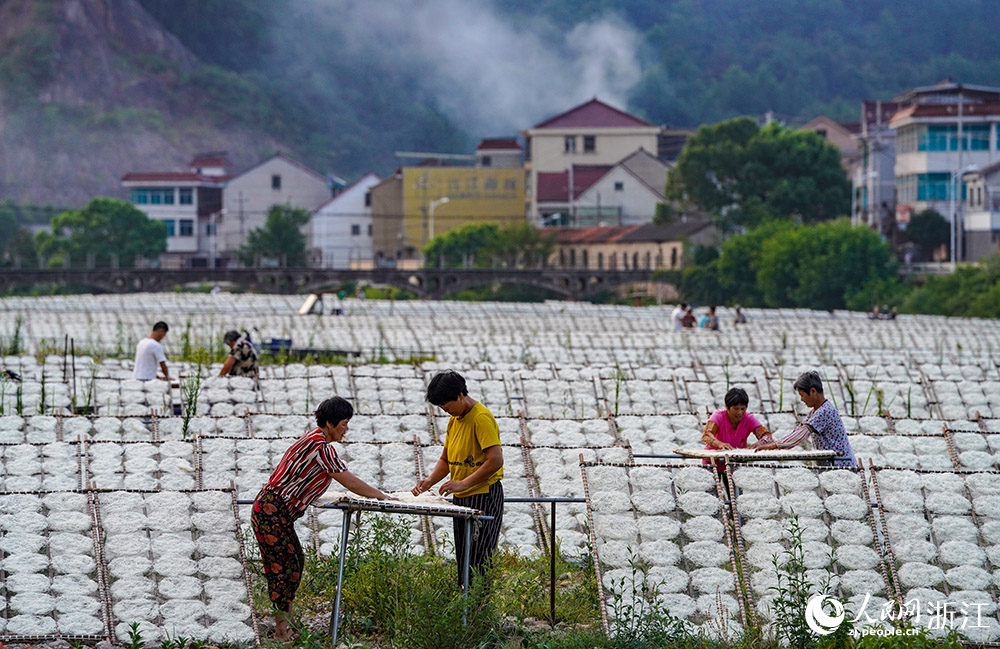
left=252, top=396, right=391, bottom=641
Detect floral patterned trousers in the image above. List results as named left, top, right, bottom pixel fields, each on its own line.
left=251, top=489, right=304, bottom=613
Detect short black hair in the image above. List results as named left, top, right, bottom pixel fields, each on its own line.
left=724, top=387, right=749, bottom=409
left=680, top=303, right=688, bottom=309
left=152, top=321, right=169, bottom=332
left=793, top=371, right=824, bottom=395
left=315, top=397, right=353, bottom=429
left=426, top=371, right=467, bottom=406
left=223, top=330, right=241, bottom=344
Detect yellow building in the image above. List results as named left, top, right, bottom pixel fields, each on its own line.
left=372, top=155, right=526, bottom=265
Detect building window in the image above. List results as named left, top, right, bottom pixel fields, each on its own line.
left=564, top=136, right=576, bottom=153
left=597, top=252, right=604, bottom=269
left=164, top=219, right=176, bottom=237
left=368, top=224, right=373, bottom=236
left=583, top=136, right=595, bottom=153
left=179, top=219, right=194, bottom=236
left=271, top=174, right=282, bottom=190
left=179, top=188, right=193, bottom=205
left=351, top=224, right=361, bottom=236
left=671, top=248, right=678, bottom=268
left=614, top=181, right=624, bottom=192
left=559, top=250, right=565, bottom=267
left=916, top=124, right=991, bottom=152
left=129, top=187, right=175, bottom=205
left=481, top=156, right=492, bottom=167
left=569, top=248, right=576, bottom=267
left=206, top=223, right=216, bottom=236
left=968, top=124, right=990, bottom=150
left=364, top=192, right=371, bottom=207
left=582, top=250, right=589, bottom=268
left=645, top=252, right=651, bottom=269
left=632, top=252, right=639, bottom=270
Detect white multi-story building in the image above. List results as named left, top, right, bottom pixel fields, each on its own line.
left=219, top=153, right=332, bottom=260
left=521, top=98, right=667, bottom=225
left=123, top=152, right=334, bottom=267
left=961, top=161, right=1000, bottom=261
left=121, top=153, right=228, bottom=268
left=311, top=172, right=381, bottom=269
left=890, top=82, right=1000, bottom=259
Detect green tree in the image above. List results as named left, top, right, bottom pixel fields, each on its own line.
left=755, top=219, right=895, bottom=310
left=667, top=118, right=849, bottom=231
left=716, top=219, right=796, bottom=305
left=901, top=253, right=1000, bottom=318
left=906, top=209, right=950, bottom=259
left=678, top=260, right=726, bottom=306
left=423, top=222, right=554, bottom=269
left=34, top=198, right=167, bottom=267
left=237, top=205, right=311, bottom=267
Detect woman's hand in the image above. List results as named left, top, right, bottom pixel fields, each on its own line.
left=411, top=479, right=432, bottom=497
left=715, top=441, right=735, bottom=450
left=753, top=440, right=778, bottom=451
left=438, top=480, right=467, bottom=497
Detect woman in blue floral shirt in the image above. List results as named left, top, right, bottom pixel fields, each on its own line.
left=753, top=371, right=856, bottom=467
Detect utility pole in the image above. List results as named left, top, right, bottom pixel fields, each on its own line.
left=956, top=90, right=964, bottom=264
left=568, top=163, right=574, bottom=227
left=873, top=101, right=882, bottom=234
left=414, top=175, right=431, bottom=246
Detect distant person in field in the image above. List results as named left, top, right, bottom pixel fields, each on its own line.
left=671, top=302, right=688, bottom=331
left=413, top=371, right=504, bottom=581
left=218, top=330, right=259, bottom=381
left=753, top=371, right=856, bottom=466
left=733, top=306, right=747, bottom=325
left=682, top=306, right=697, bottom=328
left=701, top=387, right=771, bottom=473
left=700, top=306, right=719, bottom=331
left=133, top=321, right=169, bottom=381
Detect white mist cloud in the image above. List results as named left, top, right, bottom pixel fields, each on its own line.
left=282, top=0, right=643, bottom=136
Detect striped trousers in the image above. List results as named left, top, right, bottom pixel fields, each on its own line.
left=453, top=481, right=504, bottom=582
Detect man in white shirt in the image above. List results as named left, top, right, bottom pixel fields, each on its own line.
left=133, top=321, right=169, bottom=380
left=671, top=302, right=688, bottom=331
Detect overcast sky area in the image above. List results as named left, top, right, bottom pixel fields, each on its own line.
left=275, top=0, right=643, bottom=135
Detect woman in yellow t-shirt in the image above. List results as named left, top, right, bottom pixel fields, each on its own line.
left=412, top=371, right=504, bottom=579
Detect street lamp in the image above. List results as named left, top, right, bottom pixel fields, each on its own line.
left=428, top=197, right=450, bottom=242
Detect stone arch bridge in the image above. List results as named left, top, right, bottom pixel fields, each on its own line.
left=0, top=268, right=655, bottom=299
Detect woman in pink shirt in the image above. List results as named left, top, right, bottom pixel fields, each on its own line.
left=701, top=387, right=772, bottom=474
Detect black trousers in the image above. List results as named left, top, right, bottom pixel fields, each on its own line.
left=453, top=481, right=504, bottom=583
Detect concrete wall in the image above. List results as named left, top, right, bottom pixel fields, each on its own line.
left=312, top=173, right=380, bottom=269
left=576, top=166, right=664, bottom=226
left=220, top=157, right=330, bottom=253
left=370, top=175, right=404, bottom=265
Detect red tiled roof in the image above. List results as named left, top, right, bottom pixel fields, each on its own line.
left=532, top=98, right=654, bottom=129
left=889, top=101, right=1000, bottom=127
left=477, top=138, right=521, bottom=151
left=121, top=172, right=230, bottom=183
left=536, top=165, right=612, bottom=202
left=188, top=153, right=229, bottom=168
left=541, top=225, right=640, bottom=244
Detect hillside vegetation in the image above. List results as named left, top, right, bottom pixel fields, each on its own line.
left=1, top=0, right=998, bottom=206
